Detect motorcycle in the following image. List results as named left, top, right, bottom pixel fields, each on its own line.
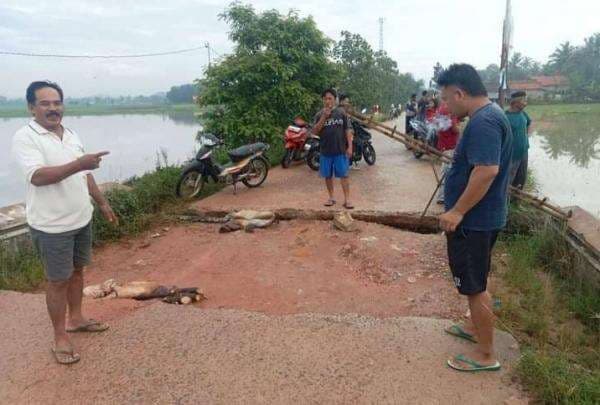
left=281, top=117, right=310, bottom=168
left=407, top=114, right=450, bottom=159
left=350, top=121, right=377, bottom=165
left=176, top=133, right=270, bottom=199
left=306, top=121, right=376, bottom=171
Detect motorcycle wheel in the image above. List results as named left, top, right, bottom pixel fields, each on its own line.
left=242, top=158, right=269, bottom=188
left=363, top=144, right=376, bottom=165
left=281, top=149, right=293, bottom=169
left=413, top=150, right=424, bottom=159
left=176, top=169, right=205, bottom=199
left=307, top=149, right=320, bottom=171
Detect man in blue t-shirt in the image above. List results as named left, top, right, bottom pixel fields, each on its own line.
left=436, top=64, right=513, bottom=373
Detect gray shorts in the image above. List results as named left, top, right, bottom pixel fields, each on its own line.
left=30, top=221, right=92, bottom=282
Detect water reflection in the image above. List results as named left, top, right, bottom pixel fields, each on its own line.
left=535, top=113, right=600, bottom=168
left=0, top=112, right=201, bottom=207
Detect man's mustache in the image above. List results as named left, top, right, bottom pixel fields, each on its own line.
left=46, top=112, right=61, bottom=118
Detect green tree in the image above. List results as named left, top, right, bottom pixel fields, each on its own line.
left=548, top=41, right=575, bottom=74
left=333, top=31, right=421, bottom=111
left=166, top=84, right=199, bottom=104
left=198, top=3, right=338, bottom=146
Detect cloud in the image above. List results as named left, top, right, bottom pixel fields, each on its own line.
left=1, top=0, right=599, bottom=98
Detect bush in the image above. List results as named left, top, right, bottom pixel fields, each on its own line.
left=93, top=166, right=182, bottom=243
left=0, top=244, right=44, bottom=291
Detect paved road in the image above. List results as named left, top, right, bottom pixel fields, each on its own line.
left=0, top=120, right=528, bottom=404
left=196, top=120, right=445, bottom=215
left=1, top=291, right=525, bottom=404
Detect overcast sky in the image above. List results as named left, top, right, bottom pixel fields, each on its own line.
left=1, top=0, right=598, bottom=98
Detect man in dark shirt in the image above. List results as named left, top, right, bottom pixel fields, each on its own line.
left=437, top=64, right=513, bottom=372
left=405, top=93, right=418, bottom=134
left=417, top=90, right=429, bottom=121
left=312, top=88, right=354, bottom=209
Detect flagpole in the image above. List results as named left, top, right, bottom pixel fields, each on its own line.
left=498, top=0, right=512, bottom=108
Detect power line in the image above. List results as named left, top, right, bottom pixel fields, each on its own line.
left=0, top=46, right=207, bottom=59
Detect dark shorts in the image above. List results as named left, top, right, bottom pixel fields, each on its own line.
left=30, top=221, right=92, bottom=282
left=446, top=227, right=499, bottom=295
left=319, top=154, right=349, bottom=178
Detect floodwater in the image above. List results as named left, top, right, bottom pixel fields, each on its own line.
left=529, top=108, right=600, bottom=218
left=1, top=111, right=201, bottom=207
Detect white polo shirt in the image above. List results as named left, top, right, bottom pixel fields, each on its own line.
left=12, top=120, right=93, bottom=234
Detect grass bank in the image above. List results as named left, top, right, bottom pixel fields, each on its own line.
left=496, top=205, right=600, bottom=404
left=0, top=163, right=222, bottom=291
left=0, top=103, right=198, bottom=118
left=526, top=102, right=600, bottom=121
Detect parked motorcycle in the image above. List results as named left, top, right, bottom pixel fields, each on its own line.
left=281, top=117, right=310, bottom=168
left=306, top=121, right=376, bottom=171
left=350, top=121, right=377, bottom=165
left=408, top=119, right=439, bottom=159
left=176, top=133, right=270, bottom=199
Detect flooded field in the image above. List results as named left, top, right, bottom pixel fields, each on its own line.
left=1, top=111, right=200, bottom=207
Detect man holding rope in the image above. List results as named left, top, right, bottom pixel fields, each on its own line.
left=436, top=64, right=513, bottom=372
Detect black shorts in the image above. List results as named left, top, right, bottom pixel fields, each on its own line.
left=446, top=227, right=499, bottom=295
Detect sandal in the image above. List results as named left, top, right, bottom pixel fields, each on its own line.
left=444, top=324, right=478, bottom=343
left=343, top=203, right=354, bottom=210
left=447, top=354, right=501, bottom=372
left=324, top=199, right=336, bottom=207
left=52, top=348, right=81, bottom=365
left=67, top=319, right=109, bottom=333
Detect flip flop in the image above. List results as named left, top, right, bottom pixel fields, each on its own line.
left=52, top=348, right=81, bottom=365
left=343, top=203, right=355, bottom=210
left=66, top=319, right=109, bottom=333
left=444, top=324, right=478, bottom=343
left=447, top=354, right=501, bottom=372
left=324, top=199, right=336, bottom=207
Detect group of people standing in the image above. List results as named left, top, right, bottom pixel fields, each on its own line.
left=12, top=64, right=532, bottom=373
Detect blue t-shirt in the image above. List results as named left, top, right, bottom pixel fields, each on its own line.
left=444, top=103, right=513, bottom=231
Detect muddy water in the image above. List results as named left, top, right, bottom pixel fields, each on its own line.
left=1, top=112, right=201, bottom=207
left=529, top=108, right=600, bottom=218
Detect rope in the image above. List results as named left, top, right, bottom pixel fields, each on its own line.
left=0, top=46, right=206, bottom=59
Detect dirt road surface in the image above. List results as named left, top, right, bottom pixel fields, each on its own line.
left=0, top=123, right=528, bottom=404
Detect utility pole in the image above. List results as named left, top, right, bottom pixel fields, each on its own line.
left=498, top=0, right=513, bottom=108
left=205, top=42, right=211, bottom=69
left=378, top=18, right=384, bottom=52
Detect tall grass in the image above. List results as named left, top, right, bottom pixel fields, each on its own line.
left=497, top=205, right=600, bottom=404
left=0, top=244, right=44, bottom=291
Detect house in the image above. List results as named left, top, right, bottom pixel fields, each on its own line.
left=509, top=75, right=569, bottom=100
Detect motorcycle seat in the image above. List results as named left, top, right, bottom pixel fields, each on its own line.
left=228, top=142, right=269, bottom=162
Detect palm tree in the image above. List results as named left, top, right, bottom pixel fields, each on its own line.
left=549, top=41, right=575, bottom=73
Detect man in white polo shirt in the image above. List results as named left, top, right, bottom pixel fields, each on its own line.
left=12, top=81, right=118, bottom=365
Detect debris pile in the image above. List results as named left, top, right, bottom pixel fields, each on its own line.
left=83, top=279, right=205, bottom=305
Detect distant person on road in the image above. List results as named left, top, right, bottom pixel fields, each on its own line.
left=405, top=93, right=418, bottom=134
left=417, top=90, right=429, bottom=121
left=12, top=81, right=118, bottom=365
left=434, top=101, right=460, bottom=204
left=437, top=64, right=513, bottom=372
left=505, top=91, right=531, bottom=190
left=338, top=93, right=359, bottom=170
left=312, top=88, right=354, bottom=209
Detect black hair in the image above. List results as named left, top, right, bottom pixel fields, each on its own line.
left=511, top=90, right=527, bottom=99
left=321, top=88, right=337, bottom=98
left=436, top=64, right=487, bottom=97
left=26, top=81, right=64, bottom=105
left=411, top=93, right=417, bottom=98
left=338, top=93, right=349, bottom=102
left=421, top=90, right=428, bottom=96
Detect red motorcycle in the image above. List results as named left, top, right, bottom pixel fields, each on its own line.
left=281, top=117, right=311, bottom=168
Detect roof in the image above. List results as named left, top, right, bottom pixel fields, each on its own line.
left=509, top=75, right=569, bottom=91
left=531, top=75, right=569, bottom=87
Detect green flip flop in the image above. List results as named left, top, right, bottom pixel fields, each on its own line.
left=444, top=324, right=478, bottom=343
left=447, top=354, right=501, bottom=372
